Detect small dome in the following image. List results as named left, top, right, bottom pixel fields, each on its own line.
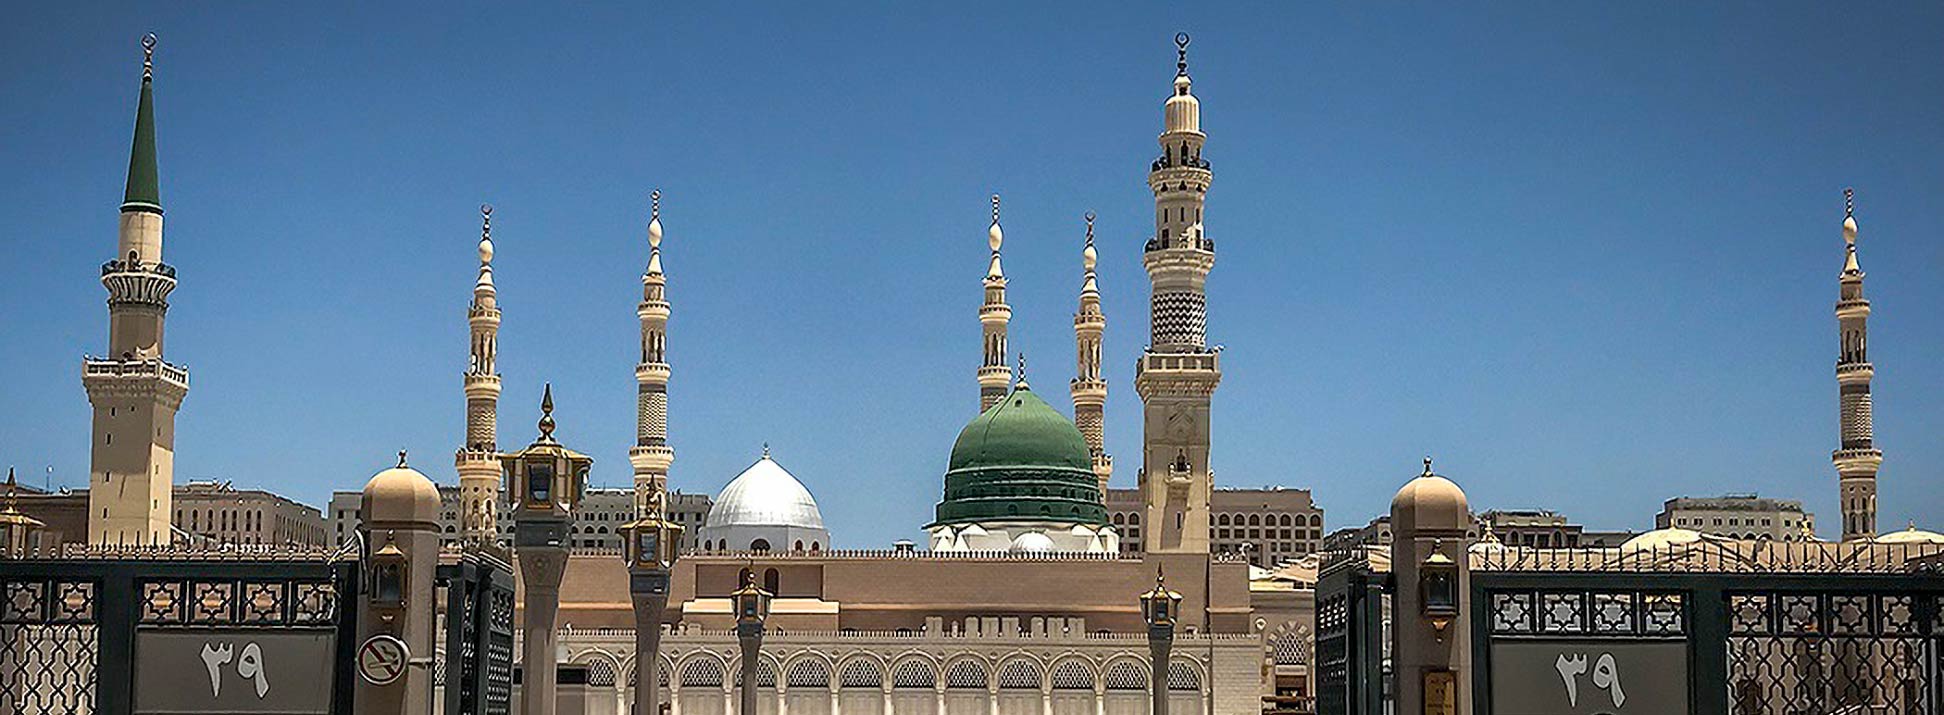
left=1390, top=460, right=1468, bottom=532
left=706, top=455, right=824, bottom=530
left=1621, top=527, right=1711, bottom=551
left=1010, top=532, right=1055, bottom=552
left=362, top=455, right=440, bottom=526
left=1876, top=523, right=1944, bottom=545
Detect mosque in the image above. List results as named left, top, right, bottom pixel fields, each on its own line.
left=53, top=25, right=1940, bottom=715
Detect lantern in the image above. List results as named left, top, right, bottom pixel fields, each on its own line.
left=731, top=570, right=773, bottom=630
left=1420, top=548, right=1458, bottom=636
left=1140, top=568, right=1183, bottom=631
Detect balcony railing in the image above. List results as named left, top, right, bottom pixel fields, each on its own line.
left=101, top=259, right=175, bottom=278
left=82, top=357, right=190, bottom=386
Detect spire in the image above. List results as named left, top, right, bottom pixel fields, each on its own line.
left=1842, top=188, right=1862, bottom=276
left=647, top=189, right=664, bottom=275
left=1016, top=353, right=1029, bottom=390
left=1081, top=211, right=1099, bottom=295
left=476, top=204, right=496, bottom=292
left=987, top=194, right=1005, bottom=279
left=122, top=33, right=161, bottom=214
left=538, top=383, right=556, bottom=442
left=1421, top=456, right=1435, bottom=478
left=1175, top=32, right=1191, bottom=77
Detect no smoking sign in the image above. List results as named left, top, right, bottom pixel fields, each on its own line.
left=357, top=634, right=410, bottom=686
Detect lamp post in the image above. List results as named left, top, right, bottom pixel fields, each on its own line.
left=0, top=468, right=45, bottom=557
left=623, top=491, right=683, bottom=715
left=1140, top=568, right=1182, bottom=715
left=731, top=570, right=773, bottom=715
left=503, top=385, right=592, bottom=715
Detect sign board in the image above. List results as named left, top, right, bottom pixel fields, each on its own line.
left=358, top=633, right=410, bottom=686
left=1490, top=641, right=1688, bottom=715
left=1423, top=670, right=1456, bottom=715
left=134, top=629, right=335, bottom=714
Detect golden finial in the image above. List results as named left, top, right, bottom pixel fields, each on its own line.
left=1843, top=188, right=1860, bottom=246
left=762, top=442, right=770, bottom=459
left=396, top=450, right=409, bottom=468
left=1175, top=33, right=1191, bottom=77
left=1844, top=187, right=1854, bottom=219
left=538, top=383, right=556, bottom=441
left=142, top=33, right=156, bottom=81
left=647, top=189, right=664, bottom=251
left=1016, top=352, right=1028, bottom=388
left=1422, top=456, right=1434, bottom=477
left=991, top=194, right=1002, bottom=225
left=1155, top=564, right=1166, bottom=587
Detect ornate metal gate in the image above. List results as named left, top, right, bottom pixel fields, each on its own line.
left=0, top=548, right=356, bottom=715
left=441, top=550, right=517, bottom=715
left=1472, top=543, right=1944, bottom=714
left=1316, top=550, right=1390, bottom=715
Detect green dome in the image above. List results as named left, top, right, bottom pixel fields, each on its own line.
left=931, top=386, right=1107, bottom=528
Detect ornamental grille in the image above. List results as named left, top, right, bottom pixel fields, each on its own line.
left=1103, top=661, right=1147, bottom=691
left=1727, top=592, right=1937, bottom=714
left=787, top=659, right=832, bottom=689
left=841, top=659, right=885, bottom=689
left=1050, top=661, right=1094, bottom=691
left=0, top=579, right=98, bottom=715
left=585, top=658, right=618, bottom=688
left=680, top=658, right=725, bottom=688
left=892, top=660, right=937, bottom=690
left=1165, top=662, right=1201, bottom=691
left=639, top=390, right=667, bottom=443
left=996, top=660, right=1041, bottom=690
left=733, top=659, right=778, bottom=688
left=1150, top=291, right=1207, bottom=348
left=945, top=660, right=989, bottom=690
left=1271, top=629, right=1311, bottom=665
left=1490, top=591, right=1686, bottom=635
left=1842, top=392, right=1875, bottom=445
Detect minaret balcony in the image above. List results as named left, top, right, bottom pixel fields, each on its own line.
left=1835, top=362, right=1874, bottom=382
left=1832, top=448, right=1884, bottom=474
left=1146, top=165, right=1212, bottom=193
left=1835, top=299, right=1871, bottom=319
left=980, top=303, right=1012, bottom=321
left=1071, top=378, right=1107, bottom=401
left=977, top=365, right=1013, bottom=384
left=635, top=362, right=670, bottom=382
left=1073, top=313, right=1105, bottom=330
left=629, top=445, right=674, bottom=472
left=456, top=447, right=501, bottom=466
left=464, top=372, right=503, bottom=396
left=1141, top=245, right=1217, bottom=273
left=1133, top=352, right=1221, bottom=400
left=469, top=307, right=502, bottom=326
left=637, top=300, right=670, bottom=321
left=81, top=357, right=190, bottom=402
left=101, top=260, right=177, bottom=307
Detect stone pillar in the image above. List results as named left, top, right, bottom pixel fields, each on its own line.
left=521, top=548, right=568, bottom=715
left=738, top=628, right=762, bottom=715
left=1148, top=640, right=1170, bottom=715
left=633, top=590, right=668, bottom=715
left=355, top=455, right=443, bottom=715
left=1390, top=458, right=1472, bottom=715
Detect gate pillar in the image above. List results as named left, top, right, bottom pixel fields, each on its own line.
left=357, top=452, right=445, bottom=715
left=1391, top=458, right=1472, bottom=715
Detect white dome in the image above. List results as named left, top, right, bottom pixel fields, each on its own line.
left=706, top=456, right=824, bottom=530
left=1877, top=523, right=1944, bottom=545
left=1009, top=532, right=1055, bottom=552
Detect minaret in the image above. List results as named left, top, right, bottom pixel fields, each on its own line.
left=84, top=34, right=188, bottom=546
left=1833, top=188, right=1882, bottom=542
left=1071, top=212, right=1113, bottom=497
left=1135, top=33, right=1220, bottom=554
left=630, top=191, right=676, bottom=518
left=456, top=204, right=504, bottom=546
left=978, top=194, right=1014, bottom=412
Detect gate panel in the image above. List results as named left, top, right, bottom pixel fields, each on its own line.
left=0, top=577, right=99, bottom=715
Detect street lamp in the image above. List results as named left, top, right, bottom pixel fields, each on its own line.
left=0, top=468, right=44, bottom=557
left=623, top=491, right=683, bottom=714
left=503, top=385, right=592, bottom=715
left=731, top=570, right=773, bottom=715
left=1419, top=545, right=1458, bottom=638
left=1140, top=568, right=1183, bottom=715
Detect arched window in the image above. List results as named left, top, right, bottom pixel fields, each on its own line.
left=750, top=539, right=771, bottom=552
left=786, top=659, right=832, bottom=689
left=1128, top=514, right=1140, bottom=526
left=1103, top=661, right=1147, bottom=691
left=764, top=568, right=780, bottom=594
left=997, top=659, right=1042, bottom=690
left=1248, top=515, right=1261, bottom=527
left=1167, top=661, right=1201, bottom=691
left=1050, top=660, right=1095, bottom=691
left=891, top=660, right=937, bottom=690
left=1217, top=515, right=1230, bottom=526
left=840, top=659, right=885, bottom=689
left=810, top=542, right=820, bottom=552
left=944, top=660, right=989, bottom=690
left=794, top=540, right=804, bottom=551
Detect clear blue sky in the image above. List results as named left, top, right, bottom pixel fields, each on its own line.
left=3, top=4, right=1940, bottom=546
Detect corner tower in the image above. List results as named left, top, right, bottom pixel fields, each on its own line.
left=978, top=195, right=1014, bottom=412
left=1833, top=188, right=1882, bottom=542
left=84, top=34, right=189, bottom=546
left=456, top=204, right=503, bottom=545
left=1071, top=213, right=1113, bottom=497
left=1135, top=34, right=1220, bottom=554
left=630, top=191, right=677, bottom=518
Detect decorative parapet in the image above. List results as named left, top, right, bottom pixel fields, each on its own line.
left=1470, top=541, right=1944, bottom=574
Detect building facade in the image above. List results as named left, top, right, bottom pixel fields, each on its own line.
left=1107, top=487, right=1323, bottom=566
left=171, top=480, right=327, bottom=547
left=1656, top=494, right=1816, bottom=541
left=1477, top=509, right=1585, bottom=548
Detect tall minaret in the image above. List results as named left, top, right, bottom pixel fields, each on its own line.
left=1071, top=212, right=1113, bottom=497
left=456, top=204, right=504, bottom=545
left=978, top=194, right=1014, bottom=412
left=84, top=34, right=189, bottom=546
left=1135, top=33, right=1220, bottom=555
left=630, top=191, right=676, bottom=518
left=1833, top=188, right=1882, bottom=542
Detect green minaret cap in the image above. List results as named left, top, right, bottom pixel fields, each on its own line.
left=122, top=34, right=161, bottom=215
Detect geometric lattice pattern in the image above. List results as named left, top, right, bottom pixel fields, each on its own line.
left=1103, top=661, right=1147, bottom=691
left=680, top=658, right=725, bottom=688
left=996, top=659, right=1041, bottom=690
left=0, top=578, right=98, bottom=715
left=945, top=659, right=989, bottom=690
left=1150, top=291, right=1207, bottom=349
left=892, top=660, right=937, bottom=690
left=1050, top=660, right=1095, bottom=691
left=1492, top=590, right=1686, bottom=636
left=787, top=659, right=831, bottom=689
left=840, top=659, right=884, bottom=689
left=1165, top=661, right=1200, bottom=691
